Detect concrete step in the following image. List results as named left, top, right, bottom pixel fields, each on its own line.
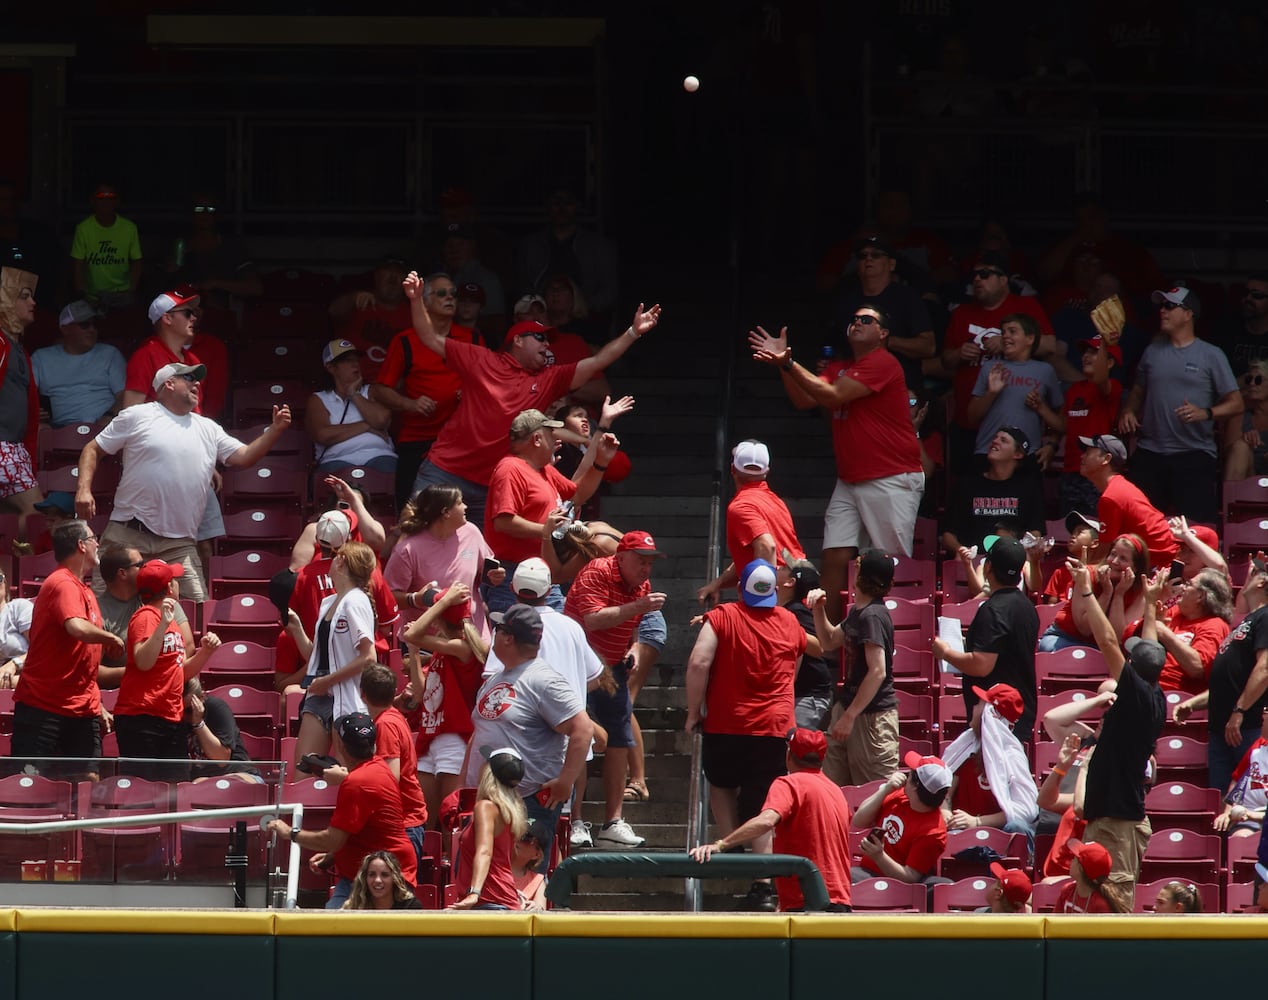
left=572, top=800, right=690, bottom=825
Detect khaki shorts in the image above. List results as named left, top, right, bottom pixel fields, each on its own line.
left=823, top=703, right=900, bottom=787
left=823, top=471, right=924, bottom=554
left=1084, top=815, right=1152, bottom=887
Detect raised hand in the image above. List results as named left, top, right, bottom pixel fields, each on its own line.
left=402, top=271, right=423, bottom=300
left=748, top=325, right=791, bottom=366
left=631, top=302, right=662, bottom=337
left=600, top=394, right=635, bottom=426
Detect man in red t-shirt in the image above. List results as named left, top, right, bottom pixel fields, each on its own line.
left=566, top=530, right=668, bottom=850
left=370, top=271, right=481, bottom=509
left=697, top=439, right=806, bottom=607
left=684, top=559, right=806, bottom=910
left=265, top=711, right=416, bottom=909
left=12, top=520, right=124, bottom=771
left=484, top=408, right=615, bottom=613
left=750, top=306, right=923, bottom=620
left=401, top=269, right=661, bottom=530
left=360, top=664, right=428, bottom=867
left=123, top=288, right=206, bottom=409
left=1078, top=433, right=1178, bottom=568
left=851, top=751, right=950, bottom=884
left=690, top=728, right=854, bottom=911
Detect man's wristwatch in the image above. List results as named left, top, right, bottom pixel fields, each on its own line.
left=781, top=357, right=794, bottom=372
left=466, top=886, right=482, bottom=897
left=289, top=828, right=299, bottom=843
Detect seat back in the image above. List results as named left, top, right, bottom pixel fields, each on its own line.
left=849, top=876, right=927, bottom=912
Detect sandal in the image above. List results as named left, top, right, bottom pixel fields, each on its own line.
left=623, top=780, right=650, bottom=802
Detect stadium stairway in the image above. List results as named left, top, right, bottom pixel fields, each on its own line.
left=563, top=284, right=832, bottom=910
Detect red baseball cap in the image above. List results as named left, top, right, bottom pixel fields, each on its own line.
left=137, top=560, right=184, bottom=599
left=785, top=727, right=827, bottom=767
left=504, top=319, right=554, bottom=348
left=989, top=862, right=1033, bottom=905
left=431, top=585, right=471, bottom=626
left=617, top=531, right=664, bottom=557
left=971, top=683, right=1025, bottom=724
left=1188, top=525, right=1220, bottom=551
left=1067, top=838, right=1112, bottom=880
left=1075, top=335, right=1124, bottom=366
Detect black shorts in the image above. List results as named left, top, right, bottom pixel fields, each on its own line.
left=11, top=702, right=100, bottom=776
left=701, top=732, right=787, bottom=822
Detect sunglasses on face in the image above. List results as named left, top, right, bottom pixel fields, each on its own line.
left=193, top=205, right=217, bottom=213
left=519, top=331, right=549, bottom=343
left=1158, top=301, right=1184, bottom=312
left=170, top=309, right=198, bottom=319
left=1244, top=374, right=1265, bottom=386
left=856, top=250, right=888, bottom=261
left=1245, top=291, right=1268, bottom=301
left=973, top=268, right=1006, bottom=280
left=430, top=287, right=458, bottom=298
left=851, top=315, right=880, bottom=326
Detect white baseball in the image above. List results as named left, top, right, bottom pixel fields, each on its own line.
left=683, top=75, right=700, bottom=93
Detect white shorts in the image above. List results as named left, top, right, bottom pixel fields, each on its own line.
left=823, top=471, right=924, bottom=554
left=417, top=732, right=468, bottom=776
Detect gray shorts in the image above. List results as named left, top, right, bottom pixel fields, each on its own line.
left=196, top=489, right=225, bottom=542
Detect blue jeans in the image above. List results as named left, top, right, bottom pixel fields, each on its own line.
left=1037, top=624, right=1094, bottom=653
left=484, top=564, right=565, bottom=615
left=637, top=610, right=667, bottom=652
left=1209, top=725, right=1262, bottom=796
left=412, top=461, right=489, bottom=536
left=326, top=876, right=353, bottom=909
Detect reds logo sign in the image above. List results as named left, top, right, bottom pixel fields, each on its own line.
left=880, top=814, right=904, bottom=845
left=477, top=682, right=516, bottom=720
left=334, top=616, right=350, bottom=634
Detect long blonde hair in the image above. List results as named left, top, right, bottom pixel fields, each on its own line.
left=477, top=763, right=528, bottom=841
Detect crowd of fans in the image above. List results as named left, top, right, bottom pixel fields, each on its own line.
left=4, top=165, right=1268, bottom=917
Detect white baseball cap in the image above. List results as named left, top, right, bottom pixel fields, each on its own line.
left=732, top=440, right=770, bottom=475
left=148, top=288, right=200, bottom=325
left=511, top=557, right=552, bottom=598
left=314, top=509, right=352, bottom=549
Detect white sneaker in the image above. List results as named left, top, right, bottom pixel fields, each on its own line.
left=570, top=819, right=593, bottom=848
left=594, top=818, right=645, bottom=848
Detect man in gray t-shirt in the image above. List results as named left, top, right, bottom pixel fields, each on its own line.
left=1118, top=287, right=1242, bottom=522
left=96, top=542, right=189, bottom=683
left=465, top=604, right=593, bottom=861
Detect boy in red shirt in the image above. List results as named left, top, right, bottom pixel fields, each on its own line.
left=851, top=751, right=950, bottom=884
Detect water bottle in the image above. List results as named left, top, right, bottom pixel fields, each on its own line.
left=551, top=501, right=576, bottom=541
left=174, top=238, right=186, bottom=269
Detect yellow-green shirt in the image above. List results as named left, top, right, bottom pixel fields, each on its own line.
left=70, top=214, right=142, bottom=296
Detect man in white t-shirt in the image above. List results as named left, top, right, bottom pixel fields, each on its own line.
left=74, top=361, right=292, bottom=600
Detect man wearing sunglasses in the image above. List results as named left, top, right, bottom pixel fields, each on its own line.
left=749, top=306, right=923, bottom=622
left=1213, top=276, right=1268, bottom=377
left=31, top=300, right=125, bottom=427
left=1117, top=287, right=1241, bottom=524
left=75, top=362, right=292, bottom=601
left=942, top=250, right=1055, bottom=466
left=401, top=270, right=660, bottom=530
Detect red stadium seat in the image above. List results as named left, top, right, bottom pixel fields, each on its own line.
left=256, top=270, right=337, bottom=303
left=840, top=780, right=885, bottom=814
left=1226, top=834, right=1260, bottom=883
left=0, top=774, right=75, bottom=880
left=204, top=594, right=282, bottom=647
left=940, top=828, right=1026, bottom=881
left=1035, top=691, right=1108, bottom=742
left=200, top=640, right=277, bottom=690
left=882, top=597, right=936, bottom=639
left=204, top=685, right=281, bottom=739
left=16, top=548, right=58, bottom=598
left=1153, top=735, right=1209, bottom=786
left=1030, top=878, right=1071, bottom=913
left=892, top=645, right=935, bottom=694
left=232, top=334, right=321, bottom=382
left=238, top=731, right=278, bottom=761
left=889, top=557, right=937, bottom=602
left=284, top=776, right=339, bottom=894
left=221, top=463, right=307, bottom=514
left=1224, top=518, right=1268, bottom=563
left=38, top=421, right=103, bottom=468
left=173, top=778, right=271, bottom=882
left=895, top=690, right=934, bottom=742
left=314, top=465, right=395, bottom=518
left=215, top=509, right=304, bottom=556
left=78, top=776, right=173, bottom=882
left=1225, top=880, right=1260, bottom=913
left=1162, top=690, right=1206, bottom=737
left=1138, top=828, right=1221, bottom=885
left=932, top=875, right=999, bottom=913
left=1145, top=782, right=1221, bottom=835
left=1036, top=646, right=1109, bottom=694
left=848, top=877, right=927, bottom=912
left=936, top=693, right=969, bottom=744
left=207, top=550, right=291, bottom=600
left=1034, top=603, right=1061, bottom=633
left=938, top=599, right=984, bottom=632
left=911, top=517, right=939, bottom=560
left=231, top=381, right=310, bottom=428
left=1223, top=477, right=1268, bottom=524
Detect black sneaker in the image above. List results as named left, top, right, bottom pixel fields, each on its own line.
left=741, top=880, right=777, bottom=912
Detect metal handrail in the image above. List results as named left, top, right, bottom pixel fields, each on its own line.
left=0, top=802, right=305, bottom=908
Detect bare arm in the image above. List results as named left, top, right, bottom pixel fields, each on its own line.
left=1070, top=560, right=1128, bottom=679
left=807, top=590, right=843, bottom=652
left=74, top=439, right=105, bottom=520
left=684, top=624, right=718, bottom=731
left=1212, top=388, right=1246, bottom=422
left=451, top=801, right=502, bottom=907
left=403, top=272, right=447, bottom=357
left=571, top=303, right=661, bottom=389
left=853, top=772, right=905, bottom=829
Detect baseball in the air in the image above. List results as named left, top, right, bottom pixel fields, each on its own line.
left=683, top=75, right=700, bottom=93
